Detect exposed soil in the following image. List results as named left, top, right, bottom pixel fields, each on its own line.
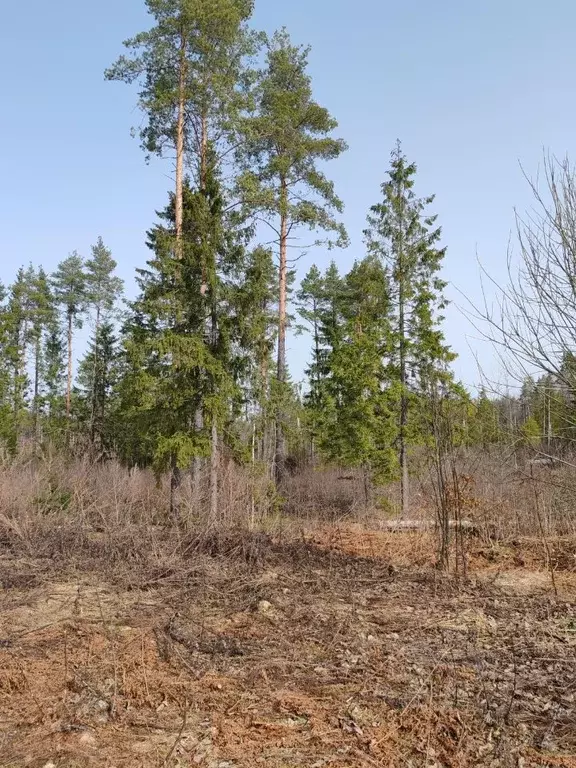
left=1, top=526, right=575, bottom=767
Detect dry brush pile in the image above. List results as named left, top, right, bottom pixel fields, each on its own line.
left=0, top=456, right=576, bottom=766
left=0, top=513, right=575, bottom=767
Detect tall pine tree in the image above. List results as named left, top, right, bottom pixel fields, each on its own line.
left=106, top=0, right=256, bottom=256
left=239, top=29, right=348, bottom=482
left=52, top=253, right=87, bottom=419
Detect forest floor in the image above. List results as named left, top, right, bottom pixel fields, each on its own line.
left=1, top=524, right=576, bottom=768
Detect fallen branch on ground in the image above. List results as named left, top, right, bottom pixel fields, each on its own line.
left=376, top=519, right=477, bottom=533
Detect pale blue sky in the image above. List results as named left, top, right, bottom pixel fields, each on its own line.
left=1, top=0, right=575, bottom=388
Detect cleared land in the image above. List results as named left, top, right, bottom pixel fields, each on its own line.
left=1, top=525, right=575, bottom=768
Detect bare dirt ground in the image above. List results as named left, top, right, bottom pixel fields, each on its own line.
left=1, top=526, right=575, bottom=768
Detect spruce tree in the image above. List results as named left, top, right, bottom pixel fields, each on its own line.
left=236, top=246, right=277, bottom=465
left=2, top=269, right=34, bottom=451
left=470, top=389, right=502, bottom=449
left=43, top=325, right=66, bottom=439
left=300, top=261, right=348, bottom=458
left=28, top=267, right=57, bottom=444
left=85, top=238, right=123, bottom=445
left=365, top=142, right=454, bottom=517
left=121, top=163, right=244, bottom=519
left=317, top=262, right=347, bottom=386
left=119, top=186, right=204, bottom=512
left=321, top=256, right=396, bottom=502
left=239, top=29, right=348, bottom=482
left=296, top=265, right=327, bottom=460
left=85, top=238, right=123, bottom=330
left=77, top=322, right=122, bottom=455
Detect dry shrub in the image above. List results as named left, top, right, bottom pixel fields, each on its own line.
left=181, top=527, right=274, bottom=565
left=282, top=466, right=369, bottom=520
left=0, top=456, right=276, bottom=567
left=3, top=446, right=576, bottom=571
left=416, top=447, right=576, bottom=541
left=283, top=465, right=437, bottom=524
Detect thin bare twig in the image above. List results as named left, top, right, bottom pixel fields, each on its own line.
left=160, top=703, right=188, bottom=767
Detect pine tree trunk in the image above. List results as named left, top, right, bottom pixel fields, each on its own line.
left=192, top=110, right=209, bottom=489
left=66, top=310, right=73, bottom=418
left=259, top=348, right=269, bottom=469
left=173, top=25, right=187, bottom=516
left=191, top=408, right=204, bottom=499
left=170, top=457, right=182, bottom=524
left=400, top=411, right=409, bottom=517
left=398, top=205, right=409, bottom=519
left=174, top=28, right=186, bottom=256
left=208, top=295, right=219, bottom=523
left=363, top=467, right=372, bottom=511
left=200, top=113, right=208, bottom=192
left=311, top=310, right=320, bottom=463
left=90, top=306, right=100, bottom=446
left=275, top=178, right=288, bottom=485
left=33, top=337, right=41, bottom=447
left=210, top=421, right=218, bottom=524
left=250, top=420, right=256, bottom=527
left=12, top=319, right=26, bottom=450
left=11, top=357, right=20, bottom=454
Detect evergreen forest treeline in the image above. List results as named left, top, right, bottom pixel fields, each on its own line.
left=0, top=0, right=559, bottom=517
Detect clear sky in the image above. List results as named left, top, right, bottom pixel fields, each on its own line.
left=1, top=0, right=575, bottom=390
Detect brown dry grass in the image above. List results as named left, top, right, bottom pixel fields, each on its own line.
left=413, top=447, right=576, bottom=540
left=283, top=448, right=576, bottom=542
left=1, top=456, right=576, bottom=766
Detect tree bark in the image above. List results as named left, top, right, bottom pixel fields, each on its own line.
left=256, top=328, right=268, bottom=458
left=275, top=177, right=288, bottom=485
left=400, top=393, right=409, bottom=518
left=200, top=113, right=208, bottom=192
left=546, top=391, right=552, bottom=448
left=12, top=318, right=27, bottom=448
left=208, top=294, right=219, bottom=523
left=174, top=28, right=186, bottom=256
left=66, top=310, right=73, bottom=418
left=33, top=337, right=41, bottom=447
left=170, top=456, right=182, bottom=524
left=398, top=187, right=409, bottom=519
left=210, top=421, right=218, bottom=524
left=190, top=112, right=211, bottom=496
left=250, top=420, right=256, bottom=527
left=363, top=467, right=372, bottom=511
left=191, top=407, right=204, bottom=499
left=173, top=26, right=187, bottom=500
left=90, top=305, right=101, bottom=446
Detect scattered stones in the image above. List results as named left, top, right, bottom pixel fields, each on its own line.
left=257, top=599, right=273, bottom=614
left=78, top=730, right=97, bottom=747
